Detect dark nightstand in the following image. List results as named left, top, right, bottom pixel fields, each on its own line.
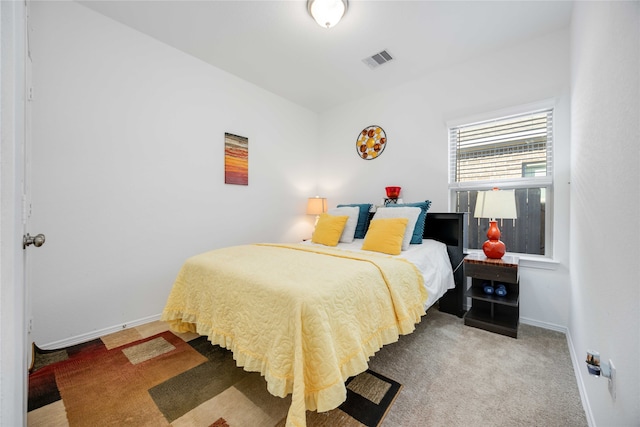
left=463, top=253, right=520, bottom=338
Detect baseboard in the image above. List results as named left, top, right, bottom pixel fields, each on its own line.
left=39, top=313, right=162, bottom=350
left=519, top=316, right=567, bottom=333
left=459, top=310, right=568, bottom=334
left=566, top=329, right=596, bottom=427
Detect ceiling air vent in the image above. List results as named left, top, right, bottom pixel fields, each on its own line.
left=362, top=50, right=394, bottom=70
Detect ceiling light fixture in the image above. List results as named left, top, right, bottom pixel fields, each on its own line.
left=307, top=0, right=348, bottom=29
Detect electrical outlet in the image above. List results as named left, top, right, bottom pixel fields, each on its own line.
left=608, top=359, right=616, bottom=401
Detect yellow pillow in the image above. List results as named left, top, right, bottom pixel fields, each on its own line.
left=362, top=218, right=409, bottom=255
left=311, top=213, right=349, bottom=246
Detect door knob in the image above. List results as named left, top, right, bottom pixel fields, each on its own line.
left=23, top=233, right=45, bottom=249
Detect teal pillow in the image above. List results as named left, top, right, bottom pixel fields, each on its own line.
left=337, top=203, right=372, bottom=238
left=388, top=200, right=431, bottom=244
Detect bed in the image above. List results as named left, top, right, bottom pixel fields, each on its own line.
left=161, top=210, right=466, bottom=427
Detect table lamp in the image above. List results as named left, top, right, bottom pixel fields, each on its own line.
left=306, top=196, right=327, bottom=225
left=474, top=188, right=517, bottom=259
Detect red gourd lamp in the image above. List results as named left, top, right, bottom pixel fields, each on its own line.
left=474, top=188, right=517, bottom=259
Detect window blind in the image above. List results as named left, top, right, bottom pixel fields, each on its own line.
left=449, top=109, right=553, bottom=186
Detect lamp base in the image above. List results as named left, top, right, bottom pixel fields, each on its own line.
left=482, top=239, right=506, bottom=259
left=482, top=220, right=506, bottom=259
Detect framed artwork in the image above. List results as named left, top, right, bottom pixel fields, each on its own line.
left=224, top=133, right=248, bottom=185
left=356, top=125, right=386, bottom=160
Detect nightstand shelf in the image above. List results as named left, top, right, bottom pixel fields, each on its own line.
left=466, top=285, right=519, bottom=306
left=463, top=253, right=520, bottom=338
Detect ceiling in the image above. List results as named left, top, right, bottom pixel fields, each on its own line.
left=78, top=0, right=573, bottom=113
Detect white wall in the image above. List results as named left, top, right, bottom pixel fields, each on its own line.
left=317, top=30, right=572, bottom=329
left=29, top=1, right=319, bottom=346
left=27, top=0, right=583, bottom=345
left=569, top=2, right=640, bottom=425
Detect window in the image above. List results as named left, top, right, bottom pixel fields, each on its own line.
left=449, top=108, right=553, bottom=256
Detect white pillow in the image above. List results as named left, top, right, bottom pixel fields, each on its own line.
left=327, top=206, right=360, bottom=243
left=371, top=207, right=421, bottom=250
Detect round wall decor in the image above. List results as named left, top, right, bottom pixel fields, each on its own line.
left=356, top=125, right=386, bottom=160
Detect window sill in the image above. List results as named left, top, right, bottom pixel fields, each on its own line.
left=465, top=249, right=560, bottom=270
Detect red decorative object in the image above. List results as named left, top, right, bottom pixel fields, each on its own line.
left=385, top=186, right=401, bottom=198
left=482, top=220, right=507, bottom=259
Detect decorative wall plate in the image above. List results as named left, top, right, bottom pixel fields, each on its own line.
left=356, top=125, right=386, bottom=160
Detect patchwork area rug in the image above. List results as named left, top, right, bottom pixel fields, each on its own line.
left=28, top=321, right=401, bottom=427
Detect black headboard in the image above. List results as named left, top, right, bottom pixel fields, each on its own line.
left=424, top=212, right=467, bottom=317
left=366, top=211, right=468, bottom=317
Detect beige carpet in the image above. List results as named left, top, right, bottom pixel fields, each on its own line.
left=28, top=307, right=587, bottom=427
left=368, top=308, right=588, bottom=426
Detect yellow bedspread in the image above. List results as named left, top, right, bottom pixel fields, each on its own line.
left=161, top=243, right=427, bottom=427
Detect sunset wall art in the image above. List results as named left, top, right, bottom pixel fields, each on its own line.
left=224, top=133, right=248, bottom=185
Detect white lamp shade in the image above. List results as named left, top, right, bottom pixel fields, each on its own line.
left=306, top=197, right=327, bottom=215
left=308, top=0, right=347, bottom=28
left=474, top=189, right=517, bottom=220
